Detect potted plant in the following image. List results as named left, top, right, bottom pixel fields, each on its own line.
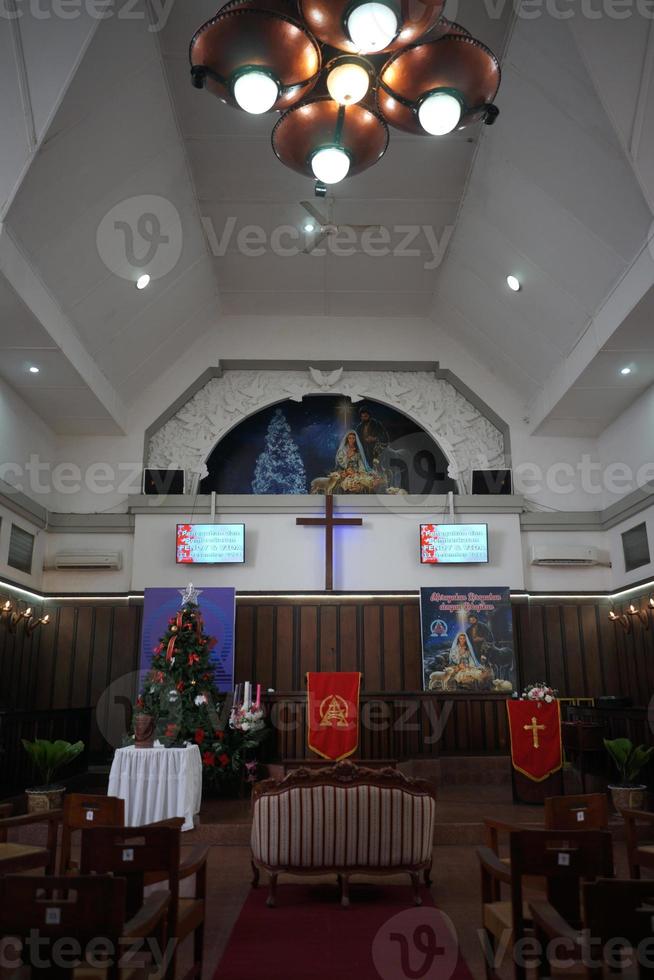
left=604, top=737, right=653, bottom=811
left=21, top=739, right=85, bottom=812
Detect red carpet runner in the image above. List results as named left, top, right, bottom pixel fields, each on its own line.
left=213, top=882, right=474, bottom=980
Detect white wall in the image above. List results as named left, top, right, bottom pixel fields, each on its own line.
left=599, top=384, right=654, bottom=509
left=41, top=532, right=134, bottom=595
left=127, top=509, right=525, bottom=593
left=522, top=530, right=611, bottom=594
left=0, top=375, right=55, bottom=505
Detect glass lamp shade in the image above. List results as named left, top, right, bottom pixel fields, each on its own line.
left=311, top=146, right=351, bottom=184
left=190, top=0, right=321, bottom=113
left=347, top=3, right=397, bottom=52
left=418, top=90, right=462, bottom=135
left=378, top=35, right=500, bottom=135
left=233, top=71, right=279, bottom=113
left=326, top=61, right=370, bottom=105
left=272, top=97, right=389, bottom=181
left=298, top=0, right=445, bottom=54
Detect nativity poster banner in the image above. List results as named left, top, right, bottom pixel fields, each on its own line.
left=420, top=587, right=515, bottom=694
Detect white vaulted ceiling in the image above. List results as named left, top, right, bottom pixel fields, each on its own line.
left=0, top=0, right=652, bottom=437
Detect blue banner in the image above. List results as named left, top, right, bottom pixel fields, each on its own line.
left=140, top=586, right=235, bottom=693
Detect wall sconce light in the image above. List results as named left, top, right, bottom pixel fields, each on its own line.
left=627, top=603, right=650, bottom=628
left=25, top=612, right=50, bottom=637
left=609, top=609, right=631, bottom=633
left=1, top=598, right=51, bottom=637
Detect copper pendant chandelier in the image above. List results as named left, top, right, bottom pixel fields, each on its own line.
left=190, top=0, right=501, bottom=188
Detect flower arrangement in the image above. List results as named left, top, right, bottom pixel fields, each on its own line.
left=522, top=682, right=557, bottom=703
left=230, top=703, right=266, bottom=734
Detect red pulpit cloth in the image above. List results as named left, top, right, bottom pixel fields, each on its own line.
left=506, top=700, right=563, bottom=782
left=307, top=672, right=361, bottom=761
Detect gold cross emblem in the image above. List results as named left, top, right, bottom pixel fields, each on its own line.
left=320, top=695, right=349, bottom=728
left=524, top=716, right=546, bottom=748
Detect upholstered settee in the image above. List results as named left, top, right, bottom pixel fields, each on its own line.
left=250, top=761, right=436, bottom=907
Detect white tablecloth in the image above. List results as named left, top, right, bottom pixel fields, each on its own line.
left=108, top=745, right=202, bottom=832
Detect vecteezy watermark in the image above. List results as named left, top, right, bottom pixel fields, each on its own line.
left=94, top=673, right=454, bottom=750
left=478, top=927, right=654, bottom=973
left=0, top=932, right=176, bottom=972
left=96, top=195, right=183, bottom=283
left=373, top=908, right=460, bottom=980
left=2, top=453, right=654, bottom=500
left=0, top=0, right=176, bottom=31
left=448, top=0, right=654, bottom=19
left=201, top=217, right=454, bottom=272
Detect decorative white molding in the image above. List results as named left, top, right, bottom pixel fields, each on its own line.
left=146, top=368, right=506, bottom=493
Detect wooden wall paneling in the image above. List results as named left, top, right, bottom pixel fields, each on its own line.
left=255, top=605, right=275, bottom=690
left=319, top=605, right=337, bottom=674
left=52, top=606, right=77, bottom=709
left=104, top=606, right=141, bottom=753
left=401, top=602, right=422, bottom=691
left=70, top=607, right=94, bottom=708
left=596, top=602, right=620, bottom=696
left=362, top=605, right=382, bottom=690
left=299, top=606, right=318, bottom=681
left=579, top=604, right=603, bottom=696
left=274, top=606, right=294, bottom=690
left=88, top=606, right=113, bottom=758
left=382, top=605, right=402, bottom=690
left=543, top=605, right=566, bottom=694
left=524, top=602, right=548, bottom=685
left=562, top=605, right=585, bottom=694
left=34, top=607, right=58, bottom=711
left=234, top=605, right=254, bottom=683
left=338, top=605, right=358, bottom=674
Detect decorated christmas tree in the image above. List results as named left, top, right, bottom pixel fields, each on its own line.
left=252, top=408, right=306, bottom=494
left=134, top=584, right=267, bottom=790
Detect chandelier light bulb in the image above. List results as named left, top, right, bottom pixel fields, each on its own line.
left=136, top=274, right=151, bottom=290
left=233, top=71, right=279, bottom=114
left=418, top=91, right=463, bottom=136
left=506, top=275, right=521, bottom=292
left=327, top=61, right=370, bottom=105
left=347, top=2, right=398, bottom=52
left=311, top=146, right=351, bottom=184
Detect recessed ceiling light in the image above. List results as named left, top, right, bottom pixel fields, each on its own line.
left=136, top=274, right=151, bottom=290
left=620, top=366, right=632, bottom=375
left=303, top=222, right=316, bottom=233
left=28, top=365, right=39, bottom=374
left=506, top=275, right=521, bottom=292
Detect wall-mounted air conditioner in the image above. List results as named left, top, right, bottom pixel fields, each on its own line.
left=52, top=552, right=123, bottom=570
left=529, top=545, right=608, bottom=567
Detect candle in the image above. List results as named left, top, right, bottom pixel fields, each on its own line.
left=244, top=681, right=251, bottom=709
left=255, top=684, right=261, bottom=708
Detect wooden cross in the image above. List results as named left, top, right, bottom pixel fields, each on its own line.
left=524, top=716, right=546, bottom=749
left=296, top=495, right=363, bottom=592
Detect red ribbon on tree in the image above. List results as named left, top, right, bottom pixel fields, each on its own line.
left=166, top=612, right=184, bottom=662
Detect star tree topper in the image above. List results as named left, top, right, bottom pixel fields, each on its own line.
left=179, top=583, right=202, bottom=605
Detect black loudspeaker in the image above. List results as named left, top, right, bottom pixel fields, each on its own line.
left=472, top=469, right=513, bottom=495
left=143, top=468, right=185, bottom=495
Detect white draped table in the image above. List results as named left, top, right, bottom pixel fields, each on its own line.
left=108, top=745, right=202, bottom=832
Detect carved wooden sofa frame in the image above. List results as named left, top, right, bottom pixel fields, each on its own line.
left=250, top=761, right=437, bottom=908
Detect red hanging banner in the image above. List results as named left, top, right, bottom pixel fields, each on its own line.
left=506, top=700, right=562, bottom=782
left=307, top=672, right=361, bottom=762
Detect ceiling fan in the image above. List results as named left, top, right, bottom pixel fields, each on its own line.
left=300, top=199, right=380, bottom=255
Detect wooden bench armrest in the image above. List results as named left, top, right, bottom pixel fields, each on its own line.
left=476, top=845, right=512, bottom=884
left=0, top=809, right=62, bottom=830
left=179, top=845, right=210, bottom=879
left=620, top=807, right=654, bottom=825
left=122, top=890, right=171, bottom=939
left=529, top=899, right=581, bottom=947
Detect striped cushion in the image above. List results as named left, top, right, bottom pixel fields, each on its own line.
left=252, top=785, right=435, bottom=869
